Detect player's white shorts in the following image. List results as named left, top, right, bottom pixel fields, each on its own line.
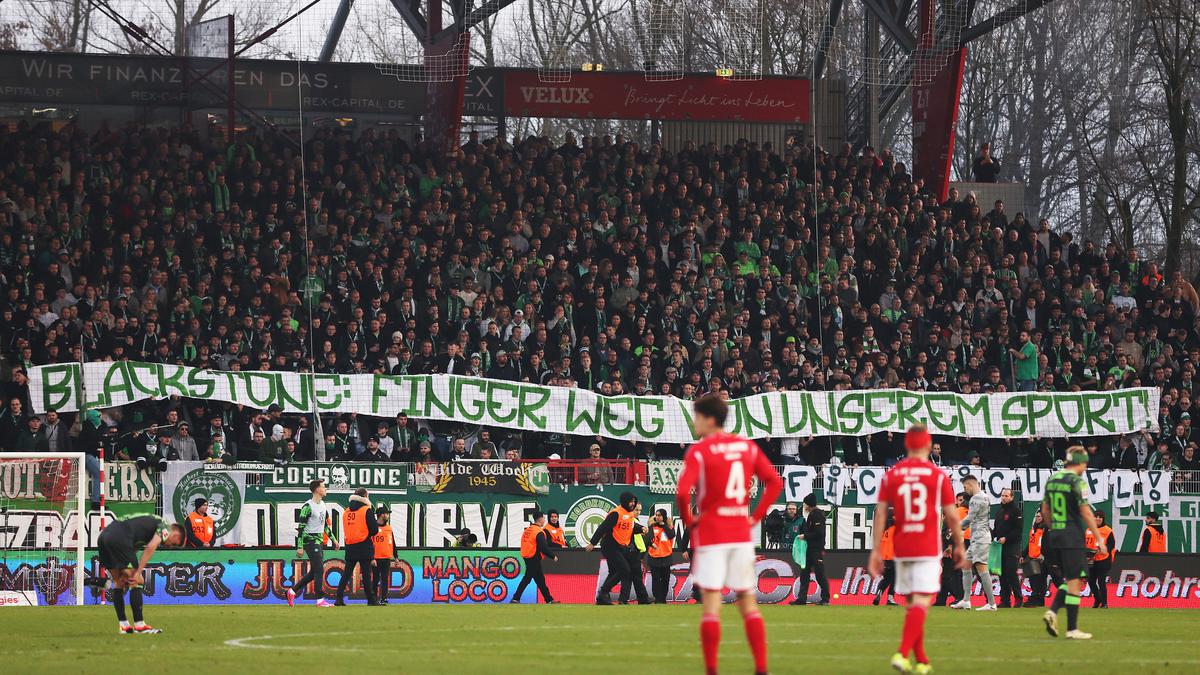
left=894, top=558, right=941, bottom=596
left=691, top=543, right=757, bottom=592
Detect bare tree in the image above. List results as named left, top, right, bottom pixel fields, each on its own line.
left=1142, top=0, right=1200, bottom=273
left=0, top=19, right=31, bottom=50
left=18, top=0, right=91, bottom=51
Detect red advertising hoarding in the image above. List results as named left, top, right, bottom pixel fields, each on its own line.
left=502, top=70, right=809, bottom=123
left=550, top=551, right=1200, bottom=608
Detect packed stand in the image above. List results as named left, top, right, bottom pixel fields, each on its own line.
left=0, top=120, right=1197, bottom=488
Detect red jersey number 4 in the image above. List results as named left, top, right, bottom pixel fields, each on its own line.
left=878, top=458, right=954, bottom=559
left=676, top=432, right=783, bottom=548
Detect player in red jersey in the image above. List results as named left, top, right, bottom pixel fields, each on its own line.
left=676, top=394, right=783, bottom=675
left=870, top=424, right=966, bottom=674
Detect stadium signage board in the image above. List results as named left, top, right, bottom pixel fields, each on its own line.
left=264, top=463, right=409, bottom=495
left=31, top=363, right=1160, bottom=441
left=463, top=69, right=503, bottom=116
left=647, top=461, right=684, bottom=494
left=164, top=466, right=245, bottom=540
left=418, top=460, right=550, bottom=495
left=203, top=462, right=275, bottom=474
left=500, top=70, right=810, bottom=122
left=815, top=465, right=1173, bottom=507
left=104, top=461, right=156, bottom=501
left=0, top=52, right=425, bottom=113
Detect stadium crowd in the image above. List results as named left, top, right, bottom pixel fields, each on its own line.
left=0, top=120, right=1198, bottom=479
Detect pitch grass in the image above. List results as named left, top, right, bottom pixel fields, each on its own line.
left=2, top=604, right=1198, bottom=674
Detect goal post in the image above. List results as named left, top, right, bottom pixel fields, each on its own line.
left=0, top=452, right=88, bottom=606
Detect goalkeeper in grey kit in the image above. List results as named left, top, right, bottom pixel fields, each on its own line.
left=951, top=475, right=998, bottom=610
left=287, top=479, right=337, bottom=607
left=96, top=515, right=186, bottom=634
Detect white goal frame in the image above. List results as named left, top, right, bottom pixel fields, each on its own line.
left=1, top=452, right=88, bottom=605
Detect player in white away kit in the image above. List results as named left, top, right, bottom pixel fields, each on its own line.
left=676, top=394, right=783, bottom=675
left=870, top=425, right=966, bottom=674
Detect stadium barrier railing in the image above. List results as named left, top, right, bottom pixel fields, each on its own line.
left=239, top=461, right=1200, bottom=493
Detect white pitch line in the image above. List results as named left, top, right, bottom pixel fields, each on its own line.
left=223, top=624, right=592, bottom=651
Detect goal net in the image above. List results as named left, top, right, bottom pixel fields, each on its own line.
left=0, top=453, right=87, bottom=606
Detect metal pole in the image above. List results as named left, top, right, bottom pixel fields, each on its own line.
left=75, top=449, right=86, bottom=605
left=78, top=333, right=105, bottom=603
left=319, top=0, right=354, bottom=62
left=227, top=14, right=235, bottom=143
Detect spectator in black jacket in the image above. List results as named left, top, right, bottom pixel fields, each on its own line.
left=972, top=143, right=1001, bottom=182
left=586, top=491, right=645, bottom=605
left=992, top=487, right=1023, bottom=607
left=0, top=397, right=24, bottom=450
left=792, top=493, right=829, bottom=605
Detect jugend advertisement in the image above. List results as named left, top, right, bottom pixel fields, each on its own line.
left=3, top=550, right=1197, bottom=607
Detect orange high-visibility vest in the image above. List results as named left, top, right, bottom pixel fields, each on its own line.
left=1028, top=527, right=1043, bottom=559
left=544, top=523, right=567, bottom=548
left=373, top=524, right=394, bottom=559
left=187, top=511, right=214, bottom=545
left=648, top=524, right=674, bottom=558
left=1147, top=527, right=1166, bottom=553
left=343, top=507, right=370, bottom=545
left=610, top=506, right=635, bottom=546
left=881, top=526, right=895, bottom=561
left=958, top=506, right=970, bottom=539
left=520, top=524, right=544, bottom=558
left=1094, top=525, right=1114, bottom=561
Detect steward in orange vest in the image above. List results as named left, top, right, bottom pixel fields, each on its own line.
left=335, top=489, right=380, bottom=606
left=873, top=521, right=896, bottom=606
left=512, top=511, right=557, bottom=604
left=1027, top=526, right=1043, bottom=560
left=587, top=492, right=647, bottom=605
left=185, top=498, right=215, bottom=547
left=544, top=510, right=567, bottom=549
left=1139, top=512, right=1166, bottom=553
left=1086, top=511, right=1116, bottom=608
left=1020, top=513, right=1057, bottom=608
left=646, top=509, right=676, bottom=603
left=373, top=505, right=396, bottom=605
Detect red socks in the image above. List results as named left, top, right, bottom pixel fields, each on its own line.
left=743, top=611, right=768, bottom=673
left=899, top=605, right=929, bottom=663
left=701, top=614, right=721, bottom=675
left=913, top=631, right=928, bottom=665
left=700, top=612, right=768, bottom=675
